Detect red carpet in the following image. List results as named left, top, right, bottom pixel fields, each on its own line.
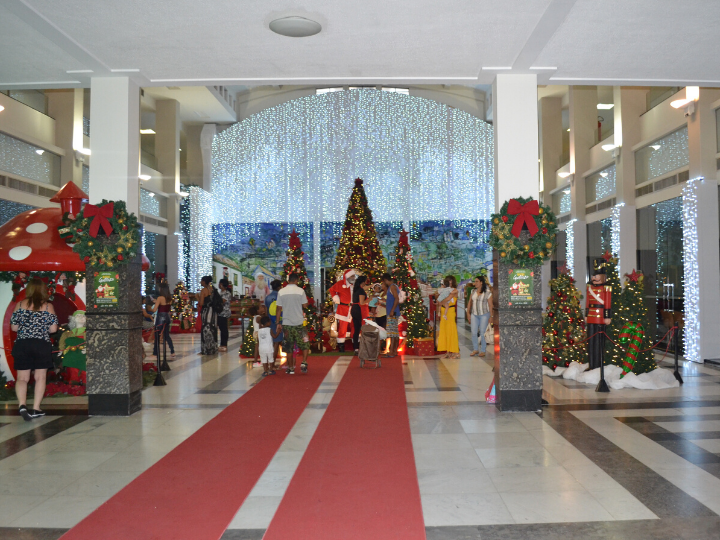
left=264, top=357, right=426, bottom=540
left=62, top=356, right=337, bottom=540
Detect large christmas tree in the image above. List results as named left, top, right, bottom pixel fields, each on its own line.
left=601, top=252, right=624, bottom=367
left=282, top=230, right=318, bottom=346
left=542, top=272, right=587, bottom=370
left=331, top=178, right=387, bottom=281
left=391, top=230, right=429, bottom=347
left=615, top=270, right=657, bottom=374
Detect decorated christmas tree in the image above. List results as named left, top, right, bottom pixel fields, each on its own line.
left=171, top=282, right=194, bottom=330
left=240, top=326, right=256, bottom=358
left=331, top=178, right=387, bottom=281
left=601, top=252, right=624, bottom=367
left=615, top=270, right=657, bottom=374
left=282, top=230, right=318, bottom=346
left=391, top=230, right=429, bottom=347
left=543, top=272, right=587, bottom=370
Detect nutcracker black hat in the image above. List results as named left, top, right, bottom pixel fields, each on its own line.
left=592, top=258, right=607, bottom=275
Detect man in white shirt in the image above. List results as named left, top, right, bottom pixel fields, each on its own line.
left=276, top=273, right=310, bottom=374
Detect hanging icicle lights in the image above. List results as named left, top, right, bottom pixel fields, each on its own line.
left=210, top=89, right=494, bottom=226
left=682, top=178, right=700, bottom=363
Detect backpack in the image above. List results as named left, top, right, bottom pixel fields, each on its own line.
left=210, top=287, right=224, bottom=313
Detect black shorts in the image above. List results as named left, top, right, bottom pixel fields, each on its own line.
left=12, top=339, right=53, bottom=371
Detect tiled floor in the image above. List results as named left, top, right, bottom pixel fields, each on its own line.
left=2, top=323, right=720, bottom=539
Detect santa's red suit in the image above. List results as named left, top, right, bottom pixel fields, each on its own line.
left=328, top=269, right=356, bottom=349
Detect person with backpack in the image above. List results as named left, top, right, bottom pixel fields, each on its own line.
left=198, top=276, right=218, bottom=355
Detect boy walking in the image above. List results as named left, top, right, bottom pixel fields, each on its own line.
left=276, top=273, right=310, bottom=374
left=257, top=316, right=281, bottom=376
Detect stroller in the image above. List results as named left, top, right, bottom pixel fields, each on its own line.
left=358, top=323, right=382, bottom=368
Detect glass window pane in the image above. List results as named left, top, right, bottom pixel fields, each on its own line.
left=585, top=164, right=615, bottom=204
left=0, top=132, right=60, bottom=186
left=635, top=126, right=689, bottom=185
left=0, top=199, right=36, bottom=225
left=552, top=188, right=571, bottom=215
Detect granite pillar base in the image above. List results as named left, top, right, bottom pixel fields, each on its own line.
left=495, top=252, right=544, bottom=413
left=85, top=251, right=143, bottom=416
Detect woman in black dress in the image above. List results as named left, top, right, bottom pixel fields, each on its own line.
left=351, top=275, right=369, bottom=354
left=198, top=276, right=218, bottom=355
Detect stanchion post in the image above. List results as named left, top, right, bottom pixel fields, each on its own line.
left=595, top=331, right=610, bottom=393
left=153, top=325, right=166, bottom=386
left=160, top=323, right=171, bottom=372
left=673, top=322, right=683, bottom=384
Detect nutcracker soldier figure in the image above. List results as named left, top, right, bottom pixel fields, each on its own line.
left=328, top=269, right=357, bottom=352
left=586, top=258, right=612, bottom=392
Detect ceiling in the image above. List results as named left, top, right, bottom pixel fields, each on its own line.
left=1, top=0, right=720, bottom=90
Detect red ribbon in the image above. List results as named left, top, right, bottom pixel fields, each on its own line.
left=84, top=203, right=114, bottom=238
left=507, top=199, right=539, bottom=238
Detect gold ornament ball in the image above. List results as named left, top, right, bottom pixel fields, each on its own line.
left=538, top=251, right=545, bottom=258
left=497, top=234, right=504, bottom=239
left=87, top=241, right=93, bottom=247
left=500, top=251, right=507, bottom=258
left=545, top=242, right=553, bottom=249
left=523, top=244, right=530, bottom=251
left=493, top=218, right=499, bottom=225
left=542, top=217, right=548, bottom=224
left=117, top=247, right=124, bottom=253
left=118, top=218, right=124, bottom=224
left=538, top=208, right=544, bottom=214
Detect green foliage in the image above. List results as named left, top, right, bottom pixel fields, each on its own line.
left=602, top=256, right=625, bottom=367
left=331, top=178, right=387, bottom=282
left=391, top=232, right=429, bottom=347
left=240, top=326, right=256, bottom=357
left=543, top=272, right=587, bottom=370
left=489, top=197, right=558, bottom=267
left=615, top=273, right=657, bottom=374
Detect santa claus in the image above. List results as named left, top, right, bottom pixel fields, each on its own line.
left=249, top=273, right=270, bottom=302
left=327, top=269, right=357, bottom=352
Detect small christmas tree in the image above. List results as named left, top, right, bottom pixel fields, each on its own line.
left=282, top=230, right=318, bottom=347
left=391, top=230, right=429, bottom=347
left=543, top=272, right=587, bottom=370
left=616, top=270, right=657, bottom=374
left=171, top=282, right=194, bottom=330
left=331, top=178, right=387, bottom=281
left=601, top=252, right=624, bottom=367
left=240, top=326, right=256, bottom=358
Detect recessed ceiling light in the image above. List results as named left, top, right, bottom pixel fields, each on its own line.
left=0, top=105, right=4, bottom=113
left=269, top=16, right=321, bottom=38
left=566, top=128, right=570, bottom=132
left=601, top=144, right=616, bottom=152
left=35, top=149, right=44, bottom=155
left=140, top=129, right=156, bottom=135
left=139, top=174, right=152, bottom=181
left=77, top=147, right=91, bottom=156
left=148, top=192, right=155, bottom=198
left=558, top=172, right=571, bottom=178
left=650, top=144, right=661, bottom=150
left=597, top=103, right=614, bottom=110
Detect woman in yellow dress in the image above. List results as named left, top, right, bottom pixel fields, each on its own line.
left=436, top=275, right=459, bottom=359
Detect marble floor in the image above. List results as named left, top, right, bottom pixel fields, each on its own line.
left=2, top=323, right=720, bottom=539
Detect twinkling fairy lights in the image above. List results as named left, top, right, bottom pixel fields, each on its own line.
left=566, top=219, right=576, bottom=279
left=210, top=89, right=494, bottom=225
left=610, top=202, right=624, bottom=269
left=188, top=186, right=213, bottom=292
left=682, top=177, right=701, bottom=363
left=636, top=126, right=689, bottom=184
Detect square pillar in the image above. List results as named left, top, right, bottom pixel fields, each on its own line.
left=47, top=89, right=84, bottom=188
left=156, top=99, right=181, bottom=286
left=685, top=89, right=720, bottom=363
left=88, top=77, right=140, bottom=214
left=492, top=74, right=542, bottom=412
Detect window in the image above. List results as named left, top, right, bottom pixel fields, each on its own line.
left=0, top=132, right=60, bottom=186
left=552, top=188, right=571, bottom=215
left=586, top=165, right=615, bottom=205
left=316, top=88, right=343, bottom=95
left=140, top=189, right=168, bottom=219
left=635, top=126, right=689, bottom=186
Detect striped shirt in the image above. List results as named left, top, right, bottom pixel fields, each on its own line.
left=470, top=289, right=491, bottom=316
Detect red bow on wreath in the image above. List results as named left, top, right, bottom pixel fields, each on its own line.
left=84, top=203, right=115, bottom=238
left=507, top=199, right=539, bottom=239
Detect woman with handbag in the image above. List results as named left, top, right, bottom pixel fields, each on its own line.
left=466, top=275, right=492, bottom=357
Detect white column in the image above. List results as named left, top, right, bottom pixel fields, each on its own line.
left=685, top=89, right=720, bottom=363
left=47, top=88, right=84, bottom=188
left=492, top=74, right=539, bottom=208
left=88, top=77, right=140, bottom=213
left=200, top=124, right=216, bottom=192
left=156, top=99, right=181, bottom=286
left=568, top=87, right=595, bottom=281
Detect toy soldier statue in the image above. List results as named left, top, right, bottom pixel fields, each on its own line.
left=585, top=258, right=612, bottom=387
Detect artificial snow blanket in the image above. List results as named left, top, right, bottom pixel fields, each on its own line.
left=543, top=362, right=679, bottom=390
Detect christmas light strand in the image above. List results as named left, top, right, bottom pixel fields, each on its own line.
left=610, top=202, right=624, bottom=270
left=566, top=219, right=576, bottom=279
left=188, top=186, right=213, bottom=292
left=682, top=177, right=701, bottom=363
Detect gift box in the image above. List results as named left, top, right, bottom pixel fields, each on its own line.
left=412, top=337, right=435, bottom=357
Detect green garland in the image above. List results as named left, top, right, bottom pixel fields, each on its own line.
left=65, top=200, right=141, bottom=268
left=488, top=197, right=558, bottom=267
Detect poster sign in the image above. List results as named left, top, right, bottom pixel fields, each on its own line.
left=94, top=271, right=119, bottom=307
left=508, top=269, right=533, bottom=306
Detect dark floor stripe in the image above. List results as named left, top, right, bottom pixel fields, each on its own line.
left=0, top=528, right=67, bottom=540
left=542, top=409, right=717, bottom=518
left=0, top=404, right=88, bottom=416
left=195, top=361, right=252, bottom=394
left=423, top=358, right=461, bottom=391
left=0, top=415, right=88, bottom=461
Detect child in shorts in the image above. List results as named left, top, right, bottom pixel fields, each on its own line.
left=257, top=316, right=281, bottom=376
left=436, top=278, right=457, bottom=320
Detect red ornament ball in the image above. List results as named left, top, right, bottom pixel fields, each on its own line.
left=542, top=227, right=548, bottom=234
left=529, top=252, right=535, bottom=259
left=76, top=228, right=83, bottom=233
left=123, top=226, right=128, bottom=231
left=83, top=256, right=90, bottom=263
left=117, top=255, right=124, bottom=261
left=502, top=215, right=508, bottom=223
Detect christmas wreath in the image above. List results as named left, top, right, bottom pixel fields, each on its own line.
left=488, top=197, right=558, bottom=267
left=64, top=200, right=141, bottom=268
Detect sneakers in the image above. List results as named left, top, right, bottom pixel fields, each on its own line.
left=288, top=368, right=295, bottom=375
left=29, top=409, right=45, bottom=419
left=19, top=405, right=31, bottom=422
left=261, top=372, right=269, bottom=377
left=269, top=370, right=276, bottom=375
left=300, top=362, right=308, bottom=373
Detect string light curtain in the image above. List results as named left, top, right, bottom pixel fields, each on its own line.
left=682, top=178, right=700, bottom=363
left=188, top=186, right=213, bottom=291
left=210, top=89, right=495, bottom=226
